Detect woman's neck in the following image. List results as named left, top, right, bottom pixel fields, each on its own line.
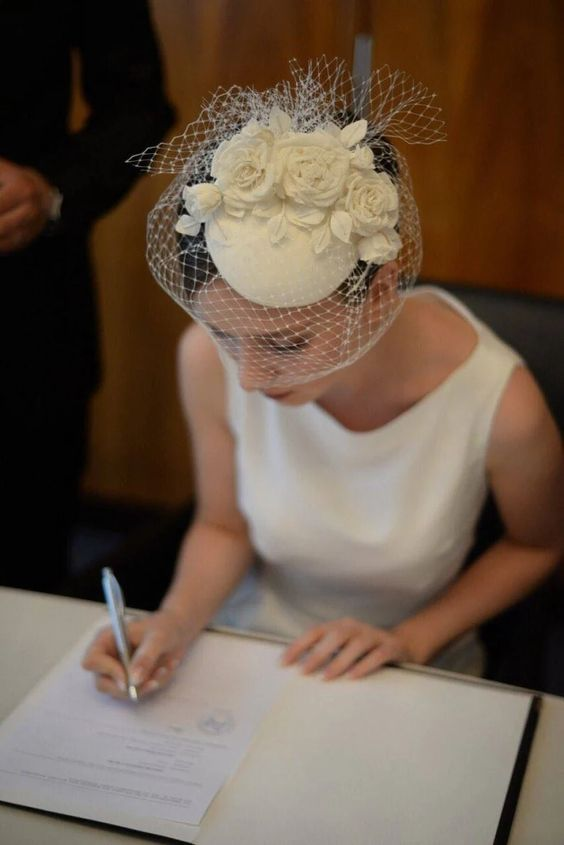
left=314, top=291, right=478, bottom=432
left=323, top=302, right=416, bottom=400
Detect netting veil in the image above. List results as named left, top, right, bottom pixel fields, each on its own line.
left=129, top=58, right=445, bottom=388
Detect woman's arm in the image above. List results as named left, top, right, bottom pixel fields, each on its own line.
left=283, top=366, right=563, bottom=679
left=393, top=366, right=564, bottom=664
left=83, top=325, right=254, bottom=696
left=158, top=325, right=254, bottom=637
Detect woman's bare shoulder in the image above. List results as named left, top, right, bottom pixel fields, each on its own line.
left=401, top=292, right=478, bottom=387
left=417, top=292, right=478, bottom=364
left=177, top=323, right=225, bottom=419
left=178, top=322, right=221, bottom=372
left=489, top=365, right=559, bottom=459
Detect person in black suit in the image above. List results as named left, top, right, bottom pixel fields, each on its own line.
left=1, top=1, right=175, bottom=592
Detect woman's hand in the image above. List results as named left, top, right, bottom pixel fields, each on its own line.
left=281, top=617, right=417, bottom=680
left=81, top=609, right=194, bottom=700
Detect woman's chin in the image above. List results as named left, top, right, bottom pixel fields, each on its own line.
left=261, top=388, right=307, bottom=405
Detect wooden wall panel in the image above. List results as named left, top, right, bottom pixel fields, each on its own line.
left=368, top=0, right=564, bottom=294
left=82, top=0, right=564, bottom=507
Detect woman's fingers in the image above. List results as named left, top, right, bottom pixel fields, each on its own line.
left=322, top=635, right=378, bottom=680
left=82, top=623, right=161, bottom=695
left=282, top=620, right=400, bottom=681
left=128, top=628, right=170, bottom=687
left=132, top=655, right=181, bottom=697
left=299, top=629, right=351, bottom=675
left=283, top=625, right=356, bottom=675
left=281, top=626, right=326, bottom=666
left=94, top=655, right=181, bottom=701
left=137, top=660, right=174, bottom=696
left=346, top=644, right=395, bottom=679
left=95, top=674, right=129, bottom=700
left=82, top=613, right=189, bottom=701
left=81, top=627, right=127, bottom=689
left=82, top=626, right=119, bottom=659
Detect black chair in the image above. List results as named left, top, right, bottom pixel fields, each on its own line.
left=439, top=282, right=564, bottom=693
left=66, top=282, right=564, bottom=693
left=439, top=283, right=563, bottom=427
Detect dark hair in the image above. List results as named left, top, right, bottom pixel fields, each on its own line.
left=178, top=223, right=217, bottom=293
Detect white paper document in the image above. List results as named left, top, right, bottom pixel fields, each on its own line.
left=196, top=668, right=535, bottom=845
left=0, top=621, right=537, bottom=845
left=0, top=627, right=288, bottom=841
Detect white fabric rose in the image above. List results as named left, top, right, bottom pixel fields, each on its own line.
left=345, top=171, right=399, bottom=237
left=177, top=116, right=403, bottom=267
left=274, top=130, right=351, bottom=207
left=350, top=144, right=375, bottom=170
left=182, top=183, right=222, bottom=222
left=358, top=228, right=402, bottom=263
left=210, top=127, right=275, bottom=212
left=240, top=119, right=276, bottom=145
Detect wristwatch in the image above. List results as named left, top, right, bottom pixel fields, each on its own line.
left=47, top=187, right=63, bottom=222
left=43, top=187, right=63, bottom=236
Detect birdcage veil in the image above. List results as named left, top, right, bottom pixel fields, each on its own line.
left=128, top=58, right=445, bottom=388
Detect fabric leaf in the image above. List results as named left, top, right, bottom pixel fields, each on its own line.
left=330, top=210, right=352, bottom=243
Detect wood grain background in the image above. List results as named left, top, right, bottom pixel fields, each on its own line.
left=81, top=0, right=564, bottom=506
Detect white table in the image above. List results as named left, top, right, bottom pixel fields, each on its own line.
left=1, top=588, right=563, bottom=844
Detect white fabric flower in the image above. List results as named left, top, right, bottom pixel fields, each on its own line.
left=350, top=144, right=375, bottom=170
left=210, top=125, right=275, bottom=210
left=176, top=115, right=403, bottom=266
left=358, top=228, right=402, bottom=263
left=345, top=171, right=399, bottom=237
left=240, top=119, right=276, bottom=144
left=268, top=106, right=292, bottom=135
left=339, top=119, right=368, bottom=148
left=274, top=130, right=351, bottom=207
left=175, top=214, right=201, bottom=236
left=182, top=183, right=222, bottom=222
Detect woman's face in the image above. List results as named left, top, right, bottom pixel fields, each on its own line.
left=192, top=265, right=398, bottom=404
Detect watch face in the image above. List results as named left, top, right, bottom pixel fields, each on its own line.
left=49, top=189, right=63, bottom=221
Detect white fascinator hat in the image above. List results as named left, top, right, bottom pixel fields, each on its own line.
left=129, top=58, right=445, bottom=385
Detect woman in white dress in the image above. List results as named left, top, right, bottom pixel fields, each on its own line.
left=83, top=61, right=563, bottom=697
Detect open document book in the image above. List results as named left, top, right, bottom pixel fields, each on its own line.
left=0, top=625, right=538, bottom=844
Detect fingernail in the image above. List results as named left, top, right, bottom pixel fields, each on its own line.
left=130, top=669, right=143, bottom=686
left=146, top=680, right=160, bottom=692
left=156, top=666, right=168, bottom=679
left=117, top=678, right=127, bottom=692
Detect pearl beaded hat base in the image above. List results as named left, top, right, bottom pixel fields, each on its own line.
left=129, top=58, right=445, bottom=387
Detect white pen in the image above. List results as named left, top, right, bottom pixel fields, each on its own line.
left=101, top=567, right=138, bottom=702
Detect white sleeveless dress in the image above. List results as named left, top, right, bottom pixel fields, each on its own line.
left=215, top=286, right=523, bottom=674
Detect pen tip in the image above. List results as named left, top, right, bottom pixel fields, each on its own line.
left=128, top=685, right=139, bottom=702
